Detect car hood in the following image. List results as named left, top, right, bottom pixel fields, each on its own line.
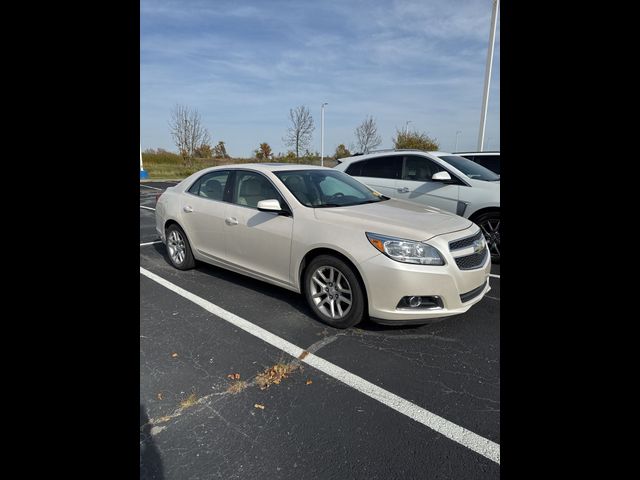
left=313, top=198, right=473, bottom=241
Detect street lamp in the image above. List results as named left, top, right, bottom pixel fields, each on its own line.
left=320, top=102, right=328, bottom=167
left=454, top=130, right=462, bottom=152
left=405, top=120, right=412, bottom=134
left=477, top=0, right=499, bottom=152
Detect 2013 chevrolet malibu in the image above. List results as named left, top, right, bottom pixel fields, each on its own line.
left=155, top=164, right=491, bottom=328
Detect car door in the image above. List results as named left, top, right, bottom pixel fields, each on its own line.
left=223, top=170, right=294, bottom=285
left=344, top=155, right=402, bottom=198
left=394, top=155, right=460, bottom=214
left=179, top=170, right=231, bottom=261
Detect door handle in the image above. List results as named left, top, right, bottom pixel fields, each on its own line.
left=225, top=217, right=238, bottom=226
left=397, top=187, right=409, bottom=193
left=183, top=205, right=193, bottom=213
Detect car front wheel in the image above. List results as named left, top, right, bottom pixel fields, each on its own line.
left=303, top=255, right=366, bottom=329
left=475, top=212, right=500, bottom=263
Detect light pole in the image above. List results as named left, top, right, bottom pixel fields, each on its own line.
left=477, top=0, right=499, bottom=152
left=405, top=120, right=412, bottom=134
left=320, top=102, right=328, bottom=166
left=454, top=130, right=462, bottom=152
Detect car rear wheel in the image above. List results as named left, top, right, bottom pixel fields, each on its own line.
left=304, top=255, right=365, bottom=329
left=166, top=224, right=195, bottom=270
left=475, top=212, right=500, bottom=263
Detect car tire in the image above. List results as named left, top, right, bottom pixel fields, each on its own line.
left=165, top=224, right=196, bottom=270
left=303, top=255, right=366, bottom=329
left=475, top=212, right=500, bottom=263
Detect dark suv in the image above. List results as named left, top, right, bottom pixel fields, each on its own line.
left=455, top=152, right=500, bottom=175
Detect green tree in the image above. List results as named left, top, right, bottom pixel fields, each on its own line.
left=392, top=129, right=439, bottom=151
left=254, top=142, right=273, bottom=160
left=194, top=143, right=213, bottom=158
left=212, top=141, right=229, bottom=159
left=334, top=144, right=351, bottom=160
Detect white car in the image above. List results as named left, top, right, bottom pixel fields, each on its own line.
left=155, top=164, right=491, bottom=328
left=335, top=150, right=500, bottom=262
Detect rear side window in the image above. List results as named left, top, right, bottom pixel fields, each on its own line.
left=348, top=156, right=402, bottom=179
left=188, top=171, right=229, bottom=201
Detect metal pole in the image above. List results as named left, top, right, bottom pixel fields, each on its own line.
left=405, top=120, right=412, bottom=134
left=320, top=103, right=327, bottom=166
left=477, top=0, right=499, bottom=152
left=455, top=131, right=462, bottom=151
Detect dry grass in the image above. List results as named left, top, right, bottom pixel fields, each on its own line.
left=255, top=362, right=299, bottom=390
left=179, top=393, right=199, bottom=409
left=226, top=380, right=248, bottom=394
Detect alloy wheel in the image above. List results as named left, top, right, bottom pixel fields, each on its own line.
left=309, top=266, right=353, bottom=319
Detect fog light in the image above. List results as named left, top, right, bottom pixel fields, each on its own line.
left=408, top=296, right=422, bottom=307
left=396, top=296, right=443, bottom=310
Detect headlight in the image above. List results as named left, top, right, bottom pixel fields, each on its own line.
left=366, top=232, right=445, bottom=265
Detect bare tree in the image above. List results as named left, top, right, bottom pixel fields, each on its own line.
left=354, top=116, right=382, bottom=154
left=283, top=106, right=315, bottom=161
left=169, top=104, right=211, bottom=165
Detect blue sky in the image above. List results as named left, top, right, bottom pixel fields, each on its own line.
left=141, top=0, right=500, bottom=157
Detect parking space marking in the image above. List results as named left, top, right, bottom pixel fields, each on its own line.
left=140, top=241, right=162, bottom=247
left=489, top=274, right=500, bottom=279
left=140, top=184, right=163, bottom=190
left=485, top=295, right=500, bottom=301
left=140, top=266, right=500, bottom=464
left=140, top=206, right=156, bottom=211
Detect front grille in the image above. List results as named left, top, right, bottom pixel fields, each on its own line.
left=449, top=230, right=483, bottom=251
left=460, top=281, right=487, bottom=303
left=454, top=248, right=488, bottom=270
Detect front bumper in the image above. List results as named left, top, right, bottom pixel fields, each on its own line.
left=359, top=236, right=491, bottom=324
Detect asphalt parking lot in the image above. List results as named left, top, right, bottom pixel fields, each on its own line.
left=140, top=182, right=501, bottom=479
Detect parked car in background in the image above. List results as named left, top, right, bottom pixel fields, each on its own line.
left=155, top=164, right=491, bottom=328
left=454, top=151, right=500, bottom=175
left=335, top=150, right=500, bottom=262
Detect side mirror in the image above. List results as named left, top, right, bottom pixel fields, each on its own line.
left=257, top=199, right=284, bottom=213
left=432, top=171, right=452, bottom=182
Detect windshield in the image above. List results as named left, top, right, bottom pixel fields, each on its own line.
left=437, top=155, right=500, bottom=181
left=274, top=169, right=388, bottom=208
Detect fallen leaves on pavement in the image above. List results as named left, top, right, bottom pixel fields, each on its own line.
left=254, top=403, right=265, bottom=410
left=255, top=362, right=299, bottom=390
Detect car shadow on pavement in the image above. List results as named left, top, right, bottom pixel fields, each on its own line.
left=140, top=404, right=164, bottom=480
left=152, top=243, right=436, bottom=334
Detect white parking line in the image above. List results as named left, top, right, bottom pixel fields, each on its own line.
left=140, top=184, right=163, bottom=190
left=140, top=266, right=500, bottom=465
left=489, top=274, right=500, bottom=278
left=140, top=241, right=162, bottom=247
left=140, top=206, right=156, bottom=211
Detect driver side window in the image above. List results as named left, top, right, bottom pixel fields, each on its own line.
left=232, top=171, right=285, bottom=209
left=403, top=156, right=444, bottom=181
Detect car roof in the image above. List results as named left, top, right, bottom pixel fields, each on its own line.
left=338, top=149, right=449, bottom=165
left=453, top=151, right=500, bottom=155
left=192, top=163, right=333, bottom=174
